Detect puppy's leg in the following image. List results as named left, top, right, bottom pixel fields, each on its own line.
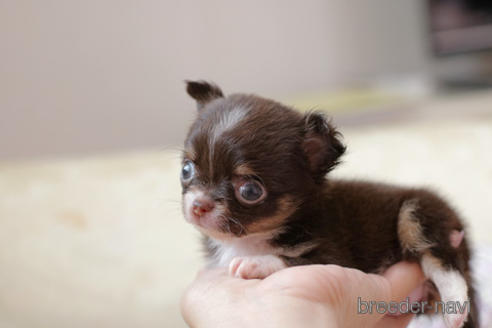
left=421, top=253, right=469, bottom=328
left=397, top=197, right=478, bottom=328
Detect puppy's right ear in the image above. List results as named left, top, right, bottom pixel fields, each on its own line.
left=185, top=80, right=224, bottom=110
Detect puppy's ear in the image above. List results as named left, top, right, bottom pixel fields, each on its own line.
left=302, top=112, right=346, bottom=181
left=185, top=80, right=224, bottom=110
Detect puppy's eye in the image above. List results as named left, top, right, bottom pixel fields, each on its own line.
left=181, top=161, right=195, bottom=182
left=235, top=180, right=266, bottom=205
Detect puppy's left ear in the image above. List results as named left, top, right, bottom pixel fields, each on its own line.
left=302, top=112, right=346, bottom=181
left=185, top=80, right=224, bottom=110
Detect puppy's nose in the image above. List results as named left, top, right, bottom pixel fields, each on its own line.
left=192, top=198, right=215, bottom=217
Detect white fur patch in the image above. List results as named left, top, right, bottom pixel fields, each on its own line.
left=211, top=106, right=248, bottom=145
left=208, top=230, right=280, bottom=267
left=207, top=230, right=316, bottom=268
left=421, top=253, right=469, bottom=328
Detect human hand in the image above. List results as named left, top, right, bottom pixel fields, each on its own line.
left=181, top=262, right=425, bottom=328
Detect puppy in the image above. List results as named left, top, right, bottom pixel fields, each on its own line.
left=180, top=80, right=477, bottom=328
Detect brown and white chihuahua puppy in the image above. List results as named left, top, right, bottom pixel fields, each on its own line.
left=180, top=81, right=477, bottom=328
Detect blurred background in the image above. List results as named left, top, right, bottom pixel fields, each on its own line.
left=1, top=0, right=491, bottom=327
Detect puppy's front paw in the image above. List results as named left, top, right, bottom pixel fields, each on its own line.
left=229, top=255, right=287, bottom=279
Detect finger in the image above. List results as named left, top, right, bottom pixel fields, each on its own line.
left=383, top=261, right=425, bottom=302
left=325, top=267, right=393, bottom=327
left=354, top=262, right=424, bottom=327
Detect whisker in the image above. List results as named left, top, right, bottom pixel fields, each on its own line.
left=226, top=216, right=246, bottom=234
left=218, top=214, right=232, bottom=234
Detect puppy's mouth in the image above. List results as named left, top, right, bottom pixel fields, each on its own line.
left=182, top=190, right=246, bottom=238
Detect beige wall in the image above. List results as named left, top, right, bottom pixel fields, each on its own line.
left=0, top=0, right=429, bottom=160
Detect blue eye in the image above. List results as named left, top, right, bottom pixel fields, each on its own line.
left=181, top=161, right=195, bottom=181
left=236, top=180, right=266, bottom=205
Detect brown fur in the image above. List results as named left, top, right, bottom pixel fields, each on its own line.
left=246, top=196, right=300, bottom=234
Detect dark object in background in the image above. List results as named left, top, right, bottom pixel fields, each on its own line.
left=428, top=0, right=492, bottom=90
left=429, top=0, right=492, bottom=55
left=466, top=0, right=492, bottom=14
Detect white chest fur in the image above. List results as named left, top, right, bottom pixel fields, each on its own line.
left=208, top=231, right=277, bottom=267
left=207, top=230, right=316, bottom=267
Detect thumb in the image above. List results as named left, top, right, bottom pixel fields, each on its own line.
left=333, top=267, right=393, bottom=327
left=383, top=261, right=426, bottom=303
left=339, top=262, right=425, bottom=328
left=377, top=261, right=426, bottom=328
